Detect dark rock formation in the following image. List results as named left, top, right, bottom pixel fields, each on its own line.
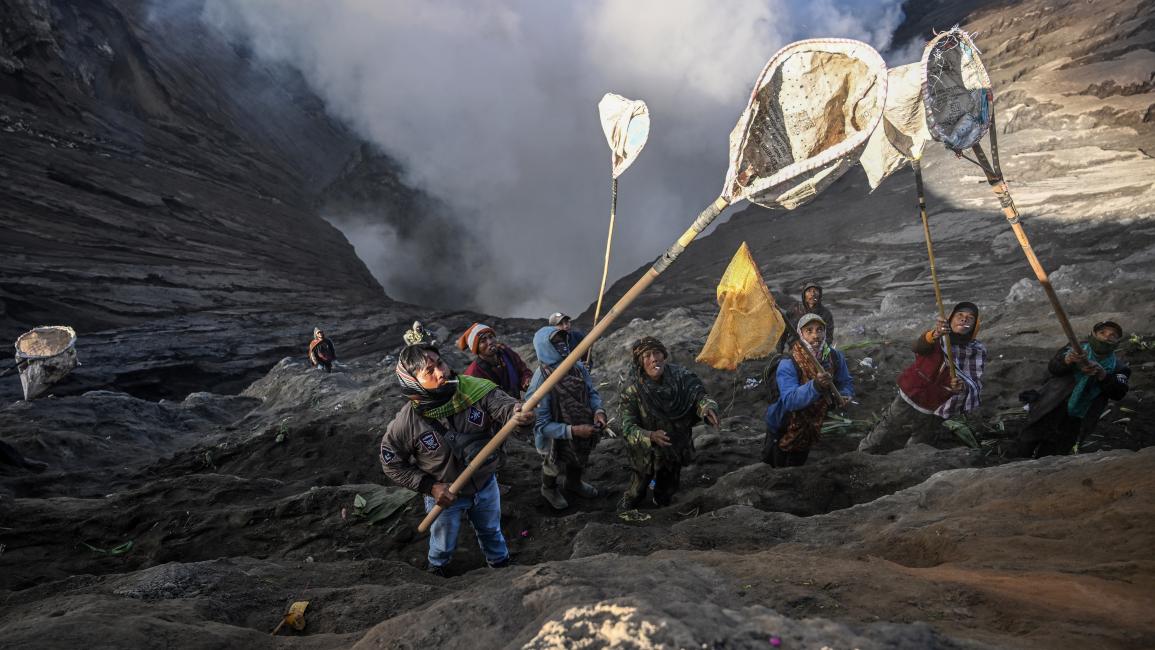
left=0, top=0, right=402, bottom=397
left=317, top=145, right=487, bottom=310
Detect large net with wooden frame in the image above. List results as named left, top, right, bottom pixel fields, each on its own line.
left=723, top=38, right=888, bottom=210
left=921, top=27, right=992, bottom=153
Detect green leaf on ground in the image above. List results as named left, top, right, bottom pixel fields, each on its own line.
left=942, top=419, right=980, bottom=449
left=352, top=488, right=414, bottom=526
left=821, top=413, right=873, bottom=435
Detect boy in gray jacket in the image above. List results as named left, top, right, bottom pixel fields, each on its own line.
left=379, top=345, right=533, bottom=576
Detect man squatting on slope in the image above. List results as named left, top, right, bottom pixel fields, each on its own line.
left=307, top=327, right=336, bottom=373
left=1012, top=320, right=1130, bottom=458
left=458, top=322, right=533, bottom=399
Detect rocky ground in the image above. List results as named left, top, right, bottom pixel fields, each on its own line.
left=2, top=307, right=1153, bottom=648
left=2, top=0, right=1155, bottom=648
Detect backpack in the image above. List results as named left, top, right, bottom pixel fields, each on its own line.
left=765, top=347, right=844, bottom=404
left=761, top=353, right=788, bottom=464
left=762, top=353, right=788, bottom=404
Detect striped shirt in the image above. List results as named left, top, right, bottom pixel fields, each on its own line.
left=934, top=340, right=987, bottom=418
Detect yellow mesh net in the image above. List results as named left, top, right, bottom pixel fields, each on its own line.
left=696, top=243, right=786, bottom=370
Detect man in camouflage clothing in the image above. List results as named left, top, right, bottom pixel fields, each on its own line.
left=618, top=336, right=720, bottom=510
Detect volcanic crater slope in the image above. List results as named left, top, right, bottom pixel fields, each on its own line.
left=2, top=308, right=1154, bottom=648
left=2, top=0, right=1155, bottom=648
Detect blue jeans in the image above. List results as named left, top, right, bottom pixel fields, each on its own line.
left=423, top=474, right=509, bottom=568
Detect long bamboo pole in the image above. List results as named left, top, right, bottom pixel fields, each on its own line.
left=969, top=144, right=1080, bottom=352
left=912, top=159, right=957, bottom=381
left=587, top=177, right=619, bottom=367
left=418, top=196, right=731, bottom=532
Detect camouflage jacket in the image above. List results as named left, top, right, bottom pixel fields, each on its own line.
left=619, top=364, right=717, bottom=470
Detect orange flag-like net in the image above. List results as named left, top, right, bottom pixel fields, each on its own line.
left=696, top=242, right=786, bottom=370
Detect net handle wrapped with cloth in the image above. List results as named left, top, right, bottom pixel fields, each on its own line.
left=419, top=38, right=889, bottom=533
left=14, top=325, right=79, bottom=400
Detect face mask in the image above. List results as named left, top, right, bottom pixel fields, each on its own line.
left=1089, top=337, right=1118, bottom=355
left=552, top=336, right=570, bottom=356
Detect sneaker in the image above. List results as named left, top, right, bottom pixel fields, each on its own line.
left=489, top=556, right=512, bottom=569
left=540, top=485, right=569, bottom=510
left=426, top=563, right=449, bottom=578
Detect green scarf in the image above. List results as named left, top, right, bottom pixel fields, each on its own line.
left=1066, top=343, right=1116, bottom=418
left=813, top=341, right=831, bottom=363
left=633, top=363, right=707, bottom=422
left=418, top=375, right=498, bottom=419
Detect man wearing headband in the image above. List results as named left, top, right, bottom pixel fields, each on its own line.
left=859, top=302, right=986, bottom=453
left=617, top=336, right=719, bottom=510
left=378, top=345, right=534, bottom=577
left=763, top=313, right=853, bottom=467
left=526, top=324, right=607, bottom=510
left=1011, top=321, right=1131, bottom=457
left=458, top=323, right=532, bottom=399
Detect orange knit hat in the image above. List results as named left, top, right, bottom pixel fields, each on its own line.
left=456, top=323, right=494, bottom=354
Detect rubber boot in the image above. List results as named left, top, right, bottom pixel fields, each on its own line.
left=540, top=473, right=569, bottom=510
left=564, top=466, right=600, bottom=499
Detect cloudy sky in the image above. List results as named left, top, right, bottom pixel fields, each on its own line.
left=200, top=0, right=909, bottom=316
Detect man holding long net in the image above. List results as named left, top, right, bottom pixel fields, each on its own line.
left=378, top=345, right=534, bottom=576
left=859, top=303, right=986, bottom=453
